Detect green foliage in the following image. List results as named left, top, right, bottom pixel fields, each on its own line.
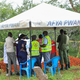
left=0, top=0, right=17, bottom=22
left=16, top=0, right=37, bottom=14
left=0, top=42, right=4, bottom=58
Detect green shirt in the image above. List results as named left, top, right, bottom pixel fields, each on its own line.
left=66, top=35, right=69, bottom=45
left=57, top=34, right=67, bottom=50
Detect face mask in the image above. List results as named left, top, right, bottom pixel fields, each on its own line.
left=42, top=34, right=44, bottom=37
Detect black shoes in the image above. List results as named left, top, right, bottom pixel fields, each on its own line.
left=68, top=63, right=70, bottom=68
left=60, top=65, right=64, bottom=70
left=10, top=71, right=13, bottom=75
left=16, top=72, right=20, bottom=75
left=65, top=64, right=68, bottom=70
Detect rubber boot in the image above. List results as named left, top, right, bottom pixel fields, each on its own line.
left=60, top=65, right=64, bottom=70
left=65, top=64, right=68, bottom=70
left=68, top=63, right=70, bottom=68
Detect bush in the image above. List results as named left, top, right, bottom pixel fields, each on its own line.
left=69, top=42, right=79, bottom=58
left=0, top=42, right=4, bottom=58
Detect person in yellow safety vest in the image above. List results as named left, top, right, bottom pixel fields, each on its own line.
left=40, top=31, right=52, bottom=67
left=29, top=35, right=41, bottom=68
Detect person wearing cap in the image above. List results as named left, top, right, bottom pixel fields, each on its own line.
left=15, top=33, right=22, bottom=63
left=5, top=32, right=19, bottom=75
left=18, top=34, right=27, bottom=75
left=29, top=35, right=41, bottom=68
left=57, top=29, right=68, bottom=70
left=40, top=31, right=52, bottom=67
left=64, top=31, right=70, bottom=68
left=36, top=34, right=43, bottom=64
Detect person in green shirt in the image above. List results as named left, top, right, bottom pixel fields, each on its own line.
left=57, top=29, right=68, bottom=70
left=64, top=31, right=70, bottom=68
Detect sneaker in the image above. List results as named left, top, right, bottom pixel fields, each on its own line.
left=6, top=73, right=9, bottom=76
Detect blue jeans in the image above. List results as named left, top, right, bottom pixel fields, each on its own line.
left=40, top=52, right=43, bottom=63
left=31, top=56, right=41, bottom=68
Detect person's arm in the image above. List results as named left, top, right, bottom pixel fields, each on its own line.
left=40, top=44, right=46, bottom=47
left=12, top=38, right=17, bottom=46
left=13, top=43, right=17, bottom=46
left=57, top=35, right=60, bottom=43
left=40, top=38, right=47, bottom=47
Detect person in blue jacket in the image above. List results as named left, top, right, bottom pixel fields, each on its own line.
left=18, top=34, right=27, bottom=76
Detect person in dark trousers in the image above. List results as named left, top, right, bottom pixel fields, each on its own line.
left=29, top=35, right=41, bottom=68
left=5, top=32, right=19, bottom=75
left=64, top=31, right=70, bottom=68
left=18, top=34, right=27, bottom=76
left=36, top=34, right=43, bottom=64
left=41, top=31, right=52, bottom=67
left=57, top=29, right=68, bottom=70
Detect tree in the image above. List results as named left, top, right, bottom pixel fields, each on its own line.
left=69, top=0, right=78, bottom=12
left=16, top=0, right=37, bottom=14
left=0, top=0, right=17, bottom=22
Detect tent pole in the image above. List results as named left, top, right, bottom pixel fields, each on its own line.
left=54, top=27, right=56, bottom=55
left=29, top=21, right=32, bottom=76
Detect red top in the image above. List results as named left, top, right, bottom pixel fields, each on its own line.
left=36, top=39, right=42, bottom=52
left=51, top=40, right=56, bottom=54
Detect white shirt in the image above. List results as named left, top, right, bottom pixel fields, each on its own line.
left=3, top=43, right=8, bottom=63
left=5, top=36, right=15, bottom=52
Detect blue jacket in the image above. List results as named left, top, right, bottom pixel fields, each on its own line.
left=18, top=40, right=27, bottom=63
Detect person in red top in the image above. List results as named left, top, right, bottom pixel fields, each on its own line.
left=49, top=36, right=56, bottom=59
left=36, top=34, right=43, bottom=64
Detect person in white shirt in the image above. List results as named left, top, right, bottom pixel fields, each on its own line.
left=5, top=32, right=19, bottom=75
left=4, top=42, right=14, bottom=76
left=3, top=42, right=8, bottom=76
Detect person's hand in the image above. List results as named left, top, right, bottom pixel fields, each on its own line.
left=20, top=48, right=25, bottom=51
left=22, top=44, right=24, bottom=48
left=13, top=43, right=17, bottom=46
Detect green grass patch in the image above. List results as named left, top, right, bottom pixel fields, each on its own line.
left=0, top=66, right=80, bottom=80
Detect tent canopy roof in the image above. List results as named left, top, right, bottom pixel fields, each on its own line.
left=0, top=3, right=80, bottom=30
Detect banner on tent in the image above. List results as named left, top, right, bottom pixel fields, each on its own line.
left=47, top=20, right=80, bottom=27
left=0, top=20, right=80, bottom=30
left=0, top=22, right=29, bottom=29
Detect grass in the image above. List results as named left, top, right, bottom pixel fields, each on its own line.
left=0, top=66, right=80, bottom=80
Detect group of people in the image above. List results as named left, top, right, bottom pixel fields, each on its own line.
left=3, top=29, right=70, bottom=76
left=57, top=29, right=70, bottom=70
left=4, top=31, right=56, bottom=76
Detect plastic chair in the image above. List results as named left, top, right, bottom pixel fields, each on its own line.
left=20, top=58, right=37, bottom=79
left=44, top=56, right=61, bottom=76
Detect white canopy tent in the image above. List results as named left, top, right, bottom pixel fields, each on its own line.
left=0, top=3, right=80, bottom=30
left=0, top=3, right=80, bottom=72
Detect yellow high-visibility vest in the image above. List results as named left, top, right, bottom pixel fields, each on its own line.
left=31, top=41, right=40, bottom=56
left=41, top=36, right=52, bottom=52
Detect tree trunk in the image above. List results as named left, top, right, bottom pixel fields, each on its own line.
left=33, top=66, right=48, bottom=80
left=69, top=0, right=78, bottom=12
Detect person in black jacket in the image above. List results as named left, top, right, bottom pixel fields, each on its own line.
left=18, top=34, right=27, bottom=76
